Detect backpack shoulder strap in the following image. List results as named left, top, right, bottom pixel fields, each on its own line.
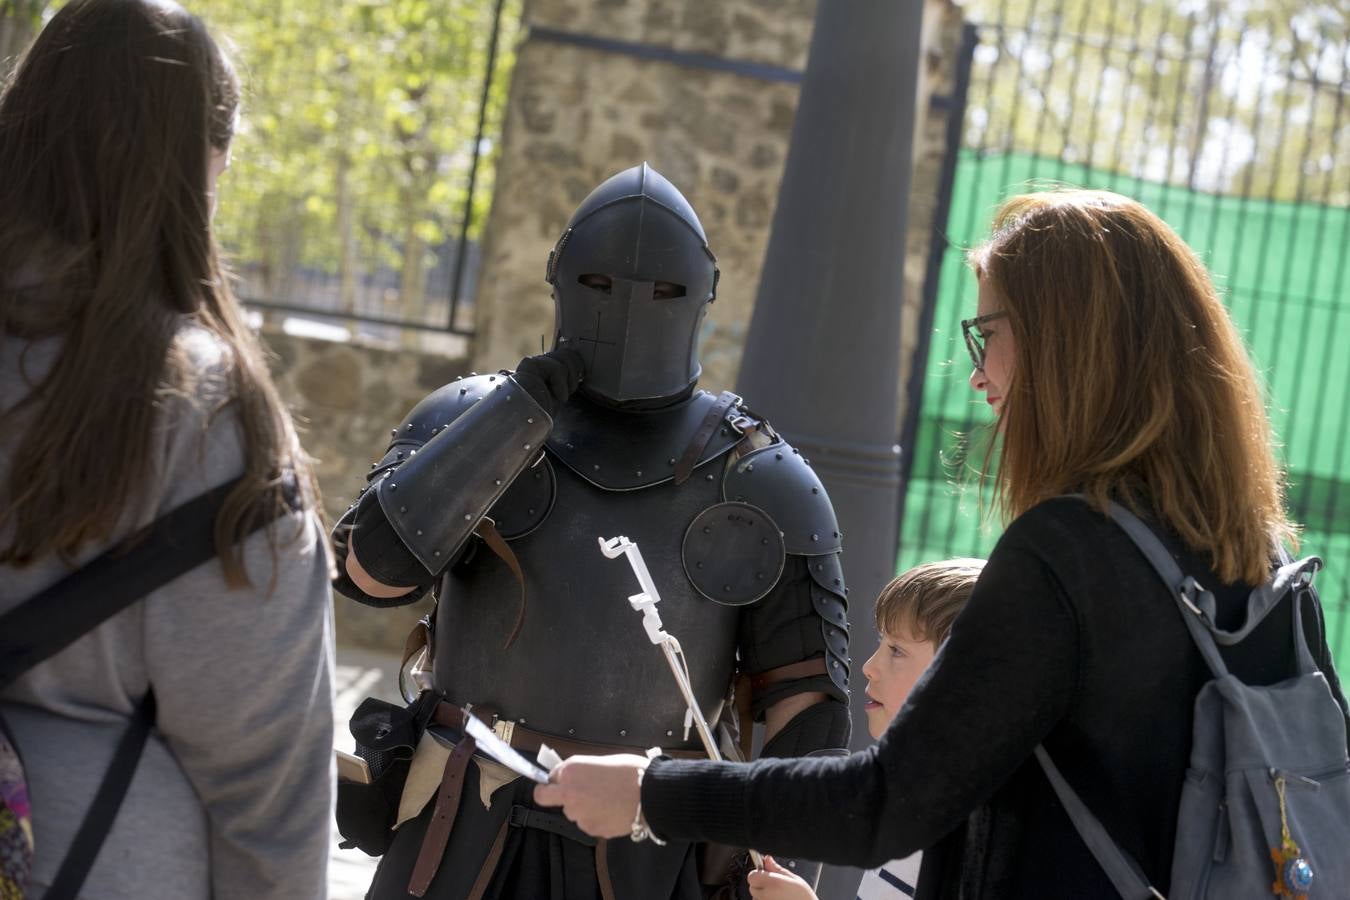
left=1034, top=746, right=1164, bottom=899
left=0, top=474, right=293, bottom=686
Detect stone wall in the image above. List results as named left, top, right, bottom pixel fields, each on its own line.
left=473, top=0, right=965, bottom=420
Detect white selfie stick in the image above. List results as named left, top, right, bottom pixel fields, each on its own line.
left=598, top=535, right=764, bottom=870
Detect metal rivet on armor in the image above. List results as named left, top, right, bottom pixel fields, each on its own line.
left=761, top=538, right=769, bottom=545
left=504, top=392, right=511, bottom=399
left=702, top=526, right=711, bottom=534
left=434, top=550, right=441, bottom=557
left=523, top=443, right=531, bottom=450
left=811, top=533, right=819, bottom=541
left=845, top=588, right=850, bottom=595
left=696, top=562, right=704, bottom=569
left=489, top=375, right=496, bottom=381
left=668, top=457, right=676, bottom=466
left=520, top=718, right=526, bottom=724
left=833, top=661, right=839, bottom=668
left=460, top=388, right=467, bottom=395
left=815, top=563, right=823, bottom=572
left=400, top=506, right=407, bottom=513
left=833, top=578, right=841, bottom=585
left=804, top=458, right=811, bottom=466
left=470, top=372, right=477, bottom=376
left=720, top=427, right=728, bottom=434
left=527, top=508, right=535, bottom=515
left=776, top=452, right=783, bottom=460
left=793, top=448, right=800, bottom=455
left=666, top=730, right=673, bottom=737
left=391, top=428, right=397, bottom=438
left=463, top=514, right=472, bottom=521
left=833, top=531, right=840, bottom=538
left=410, top=449, right=417, bottom=456
left=706, top=474, right=715, bottom=481
left=494, top=479, right=502, bottom=486
left=567, top=443, right=575, bottom=450
left=756, top=572, right=764, bottom=580
left=619, top=730, right=627, bottom=737
left=397, top=451, right=404, bottom=459
left=526, top=417, right=534, bottom=424
left=635, top=470, right=642, bottom=477
left=568, top=728, right=575, bottom=735
left=431, top=427, right=439, bottom=435
left=788, top=861, right=797, bottom=869
left=534, top=471, right=541, bottom=480
left=746, top=464, right=754, bottom=472
left=416, top=529, right=423, bottom=536
left=406, top=423, right=414, bottom=430
left=593, top=464, right=601, bottom=472
left=390, top=483, right=397, bottom=491
left=811, top=487, right=819, bottom=495
left=723, top=585, right=731, bottom=592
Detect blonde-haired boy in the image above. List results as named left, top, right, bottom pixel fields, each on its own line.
left=747, top=558, right=985, bottom=900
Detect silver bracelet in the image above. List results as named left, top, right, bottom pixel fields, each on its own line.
left=629, top=749, right=667, bottom=845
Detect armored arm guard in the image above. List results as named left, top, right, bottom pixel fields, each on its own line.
left=333, top=374, right=551, bottom=603
left=726, top=439, right=851, bottom=890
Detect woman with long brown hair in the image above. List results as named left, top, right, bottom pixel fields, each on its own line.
left=534, top=190, right=1350, bottom=898
left=0, top=1, right=334, bottom=896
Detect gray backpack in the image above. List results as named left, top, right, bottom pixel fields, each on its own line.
left=1036, top=500, right=1350, bottom=900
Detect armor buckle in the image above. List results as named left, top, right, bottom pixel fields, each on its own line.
left=727, top=414, right=755, bottom=435
left=493, top=718, right=516, bottom=745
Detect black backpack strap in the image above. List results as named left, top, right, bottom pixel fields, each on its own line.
left=43, top=692, right=156, bottom=900
left=0, top=474, right=297, bottom=900
left=0, top=474, right=293, bottom=684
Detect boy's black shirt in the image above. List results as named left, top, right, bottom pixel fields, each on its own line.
left=644, top=497, right=1349, bottom=899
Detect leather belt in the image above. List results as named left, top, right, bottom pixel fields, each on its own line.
left=432, top=701, right=708, bottom=760
left=508, top=804, right=596, bottom=846
left=749, top=656, right=828, bottom=695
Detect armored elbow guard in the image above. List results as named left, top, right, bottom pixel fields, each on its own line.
left=373, top=374, right=552, bottom=574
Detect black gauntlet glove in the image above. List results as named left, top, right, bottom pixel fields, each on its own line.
left=511, top=346, right=585, bottom=418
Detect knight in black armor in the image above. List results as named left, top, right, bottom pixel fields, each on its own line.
left=333, top=164, right=850, bottom=900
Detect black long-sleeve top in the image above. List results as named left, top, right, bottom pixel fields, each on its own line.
left=642, top=497, right=1349, bottom=899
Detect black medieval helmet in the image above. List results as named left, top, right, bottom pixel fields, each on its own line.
left=545, top=163, right=719, bottom=404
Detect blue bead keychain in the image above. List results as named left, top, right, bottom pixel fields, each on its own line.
left=1269, top=774, right=1314, bottom=899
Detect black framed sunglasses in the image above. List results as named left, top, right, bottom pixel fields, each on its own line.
left=961, top=311, right=1007, bottom=371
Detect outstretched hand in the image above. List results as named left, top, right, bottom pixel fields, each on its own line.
left=532, top=753, right=647, bottom=839
left=747, top=856, right=817, bottom=900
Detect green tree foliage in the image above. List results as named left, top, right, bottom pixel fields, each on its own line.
left=200, top=0, right=524, bottom=315
left=0, top=0, right=523, bottom=320
left=962, top=0, right=1348, bottom=205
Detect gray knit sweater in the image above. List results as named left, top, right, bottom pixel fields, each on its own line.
left=0, top=326, right=336, bottom=899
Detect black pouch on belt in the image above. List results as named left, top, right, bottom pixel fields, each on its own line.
left=336, top=692, right=439, bottom=857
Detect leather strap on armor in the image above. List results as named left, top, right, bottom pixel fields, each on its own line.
left=466, top=816, right=511, bottom=900
left=431, top=701, right=707, bottom=761
left=596, top=838, right=617, bottom=900
left=674, top=390, right=739, bottom=485
left=749, top=657, right=828, bottom=698
left=407, top=734, right=478, bottom=897
left=508, top=804, right=596, bottom=846
left=473, top=518, right=527, bottom=649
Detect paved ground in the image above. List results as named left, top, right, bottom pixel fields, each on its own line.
left=330, top=645, right=403, bottom=900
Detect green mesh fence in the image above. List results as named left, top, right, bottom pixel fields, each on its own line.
left=898, top=150, right=1350, bottom=671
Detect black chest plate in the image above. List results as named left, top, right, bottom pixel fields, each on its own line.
left=432, top=453, right=741, bottom=751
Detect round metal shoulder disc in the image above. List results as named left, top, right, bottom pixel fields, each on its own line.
left=682, top=501, right=785, bottom=606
